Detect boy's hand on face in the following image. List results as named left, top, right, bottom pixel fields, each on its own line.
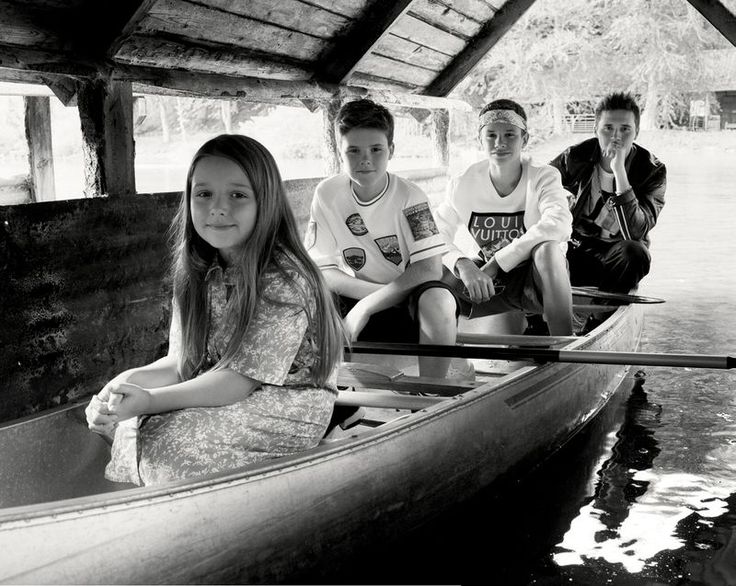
left=602, top=141, right=627, bottom=175
left=456, top=258, right=496, bottom=303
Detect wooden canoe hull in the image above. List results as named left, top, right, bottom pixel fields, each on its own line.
left=0, top=304, right=643, bottom=584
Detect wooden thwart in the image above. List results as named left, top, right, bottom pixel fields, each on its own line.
left=335, top=389, right=445, bottom=411
left=338, top=362, right=480, bottom=396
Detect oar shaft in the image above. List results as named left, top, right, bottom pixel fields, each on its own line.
left=346, top=343, right=735, bottom=370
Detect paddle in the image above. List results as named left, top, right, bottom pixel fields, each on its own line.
left=571, top=286, right=665, bottom=304
left=346, top=342, right=735, bottom=370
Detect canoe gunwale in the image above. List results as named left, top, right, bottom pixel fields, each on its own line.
left=0, top=303, right=640, bottom=526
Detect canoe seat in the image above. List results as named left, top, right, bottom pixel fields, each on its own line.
left=337, top=362, right=481, bottom=397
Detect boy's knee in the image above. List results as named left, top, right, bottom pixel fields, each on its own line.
left=617, top=240, right=650, bottom=264
left=417, top=287, right=457, bottom=318
left=532, top=241, right=564, bottom=272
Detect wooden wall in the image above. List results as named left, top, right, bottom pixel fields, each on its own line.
left=0, top=169, right=446, bottom=423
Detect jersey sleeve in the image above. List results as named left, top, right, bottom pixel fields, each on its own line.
left=305, top=186, right=344, bottom=273
left=434, top=174, right=475, bottom=273
left=494, top=165, right=573, bottom=272
left=399, top=186, right=448, bottom=264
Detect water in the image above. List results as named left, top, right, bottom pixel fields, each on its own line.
left=308, top=137, right=736, bottom=585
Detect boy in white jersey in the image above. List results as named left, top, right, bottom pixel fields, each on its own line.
left=305, top=99, right=460, bottom=378
left=434, top=99, right=574, bottom=336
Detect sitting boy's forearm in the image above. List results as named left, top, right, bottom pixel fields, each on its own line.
left=357, top=256, right=442, bottom=316
left=321, top=268, right=382, bottom=300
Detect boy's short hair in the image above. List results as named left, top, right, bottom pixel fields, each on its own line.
left=336, top=99, right=394, bottom=145
left=479, top=99, right=528, bottom=123
left=595, top=92, right=640, bottom=131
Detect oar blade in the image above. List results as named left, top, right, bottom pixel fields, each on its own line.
left=571, top=286, right=665, bottom=304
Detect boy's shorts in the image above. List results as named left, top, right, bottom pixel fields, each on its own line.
left=439, top=260, right=544, bottom=319
left=336, top=277, right=462, bottom=344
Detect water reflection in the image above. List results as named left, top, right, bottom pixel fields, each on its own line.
left=553, top=380, right=736, bottom=581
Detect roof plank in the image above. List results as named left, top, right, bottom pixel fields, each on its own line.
left=423, top=0, right=536, bottom=96
left=203, top=0, right=351, bottom=39
left=685, top=0, right=736, bottom=47
left=139, top=0, right=327, bottom=61
left=0, top=0, right=72, bottom=51
left=408, top=1, right=485, bottom=38
left=354, top=53, right=440, bottom=87
left=315, top=0, right=416, bottom=84
left=373, top=34, right=454, bottom=72
left=115, top=34, right=313, bottom=80
left=389, top=13, right=468, bottom=55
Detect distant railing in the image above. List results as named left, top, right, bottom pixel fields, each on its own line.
left=563, top=114, right=595, bottom=133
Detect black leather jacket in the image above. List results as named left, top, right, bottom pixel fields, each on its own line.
left=549, top=137, right=666, bottom=247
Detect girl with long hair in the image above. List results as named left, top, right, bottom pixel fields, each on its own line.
left=85, top=134, right=344, bottom=486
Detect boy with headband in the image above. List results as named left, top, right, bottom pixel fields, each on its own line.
left=435, top=99, right=574, bottom=336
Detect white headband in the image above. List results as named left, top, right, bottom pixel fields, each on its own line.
left=479, top=109, right=527, bottom=132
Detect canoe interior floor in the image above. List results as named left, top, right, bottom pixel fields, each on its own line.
left=329, top=355, right=536, bottom=439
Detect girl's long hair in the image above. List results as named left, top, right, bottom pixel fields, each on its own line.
left=170, top=134, right=344, bottom=386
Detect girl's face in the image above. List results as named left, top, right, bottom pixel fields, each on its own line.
left=480, top=121, right=527, bottom=164
left=190, top=155, right=258, bottom=264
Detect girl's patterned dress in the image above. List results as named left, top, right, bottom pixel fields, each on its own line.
left=106, top=258, right=337, bottom=486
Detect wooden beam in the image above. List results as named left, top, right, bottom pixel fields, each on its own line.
left=423, top=0, right=537, bottom=97
left=23, top=96, right=56, bottom=202
left=113, top=63, right=472, bottom=111
left=685, top=0, right=736, bottom=47
left=0, top=44, right=102, bottom=77
left=61, top=0, right=157, bottom=62
left=76, top=79, right=136, bottom=197
left=315, top=0, right=417, bottom=84
left=321, top=96, right=343, bottom=176
left=41, top=76, right=78, bottom=106
left=429, top=108, right=450, bottom=168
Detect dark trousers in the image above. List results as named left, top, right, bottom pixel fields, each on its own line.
left=567, top=239, right=651, bottom=293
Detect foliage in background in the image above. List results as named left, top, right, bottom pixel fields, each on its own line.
left=452, top=0, right=732, bottom=133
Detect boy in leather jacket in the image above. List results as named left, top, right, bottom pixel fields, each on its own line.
left=549, top=92, right=666, bottom=293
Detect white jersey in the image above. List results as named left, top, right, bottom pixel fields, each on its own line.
left=305, top=173, right=447, bottom=284
left=435, top=157, right=572, bottom=273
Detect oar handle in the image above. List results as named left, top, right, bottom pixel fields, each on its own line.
left=346, top=343, right=735, bottom=370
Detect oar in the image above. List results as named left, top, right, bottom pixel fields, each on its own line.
left=346, top=342, right=735, bottom=370
left=571, top=286, right=664, bottom=304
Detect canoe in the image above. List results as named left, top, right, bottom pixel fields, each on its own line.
left=0, top=302, right=643, bottom=584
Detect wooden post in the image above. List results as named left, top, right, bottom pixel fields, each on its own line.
left=430, top=108, right=450, bottom=169
left=23, top=96, right=56, bottom=202
left=76, top=79, right=136, bottom=197
left=321, top=96, right=343, bottom=177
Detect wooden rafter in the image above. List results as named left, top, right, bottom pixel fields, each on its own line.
left=112, top=62, right=472, bottom=110
left=65, top=0, right=157, bottom=62
left=423, top=0, right=537, bottom=97
left=315, top=0, right=416, bottom=85
left=685, top=0, right=736, bottom=47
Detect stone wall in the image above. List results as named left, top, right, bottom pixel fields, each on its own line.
left=0, top=168, right=447, bottom=422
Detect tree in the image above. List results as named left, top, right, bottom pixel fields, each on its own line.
left=452, top=0, right=731, bottom=131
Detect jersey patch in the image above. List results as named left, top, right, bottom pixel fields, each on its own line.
left=343, top=247, right=366, bottom=271
left=304, top=220, right=317, bottom=250
left=403, top=202, right=439, bottom=241
left=468, top=211, right=525, bottom=261
left=374, top=235, right=402, bottom=266
left=345, top=213, right=368, bottom=236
